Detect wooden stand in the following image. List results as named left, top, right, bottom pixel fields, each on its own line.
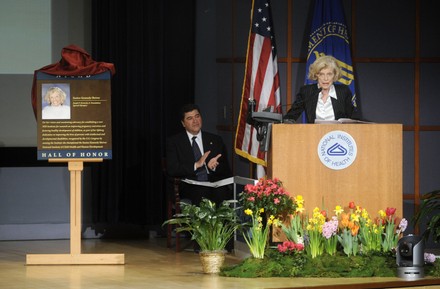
left=268, top=124, right=403, bottom=218
left=26, top=159, right=125, bottom=265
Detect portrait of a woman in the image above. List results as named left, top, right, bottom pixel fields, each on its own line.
left=42, top=86, right=71, bottom=120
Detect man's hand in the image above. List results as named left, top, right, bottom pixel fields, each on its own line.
left=195, top=151, right=211, bottom=169
left=207, top=154, right=221, bottom=171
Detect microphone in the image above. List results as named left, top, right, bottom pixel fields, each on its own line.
left=246, top=98, right=256, bottom=125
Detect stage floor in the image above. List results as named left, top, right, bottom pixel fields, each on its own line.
left=0, top=236, right=439, bottom=289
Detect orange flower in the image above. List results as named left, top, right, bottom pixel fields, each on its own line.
left=349, top=221, right=360, bottom=236
left=340, top=213, right=350, bottom=228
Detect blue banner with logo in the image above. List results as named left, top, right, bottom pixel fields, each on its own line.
left=305, top=0, right=356, bottom=108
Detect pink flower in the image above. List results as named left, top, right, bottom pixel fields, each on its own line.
left=284, top=241, right=295, bottom=250
left=295, top=243, right=305, bottom=251
left=277, top=244, right=287, bottom=253
left=239, top=177, right=294, bottom=217
left=277, top=241, right=304, bottom=254
left=322, top=217, right=338, bottom=239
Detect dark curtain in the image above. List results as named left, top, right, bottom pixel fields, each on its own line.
left=89, top=0, right=195, bottom=231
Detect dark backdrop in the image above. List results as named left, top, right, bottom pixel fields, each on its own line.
left=89, top=0, right=196, bottom=230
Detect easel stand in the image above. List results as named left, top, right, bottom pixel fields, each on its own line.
left=26, top=159, right=125, bottom=265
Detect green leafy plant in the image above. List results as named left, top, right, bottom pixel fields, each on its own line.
left=163, top=198, right=242, bottom=252
left=413, top=189, right=440, bottom=243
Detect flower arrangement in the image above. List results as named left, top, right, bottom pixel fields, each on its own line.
left=223, top=184, right=440, bottom=278
left=273, top=199, right=408, bottom=258
left=239, top=178, right=296, bottom=259
left=240, top=178, right=295, bottom=218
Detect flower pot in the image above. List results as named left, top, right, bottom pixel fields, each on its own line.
left=199, top=251, right=226, bottom=274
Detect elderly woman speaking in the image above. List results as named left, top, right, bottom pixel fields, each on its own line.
left=284, top=55, right=354, bottom=123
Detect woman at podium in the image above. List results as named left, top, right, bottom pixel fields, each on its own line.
left=284, top=55, right=354, bottom=123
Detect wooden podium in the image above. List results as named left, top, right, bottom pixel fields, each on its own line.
left=26, top=159, right=125, bottom=265
left=268, top=124, right=403, bottom=218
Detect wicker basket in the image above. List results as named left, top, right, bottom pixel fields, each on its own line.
left=199, top=251, right=226, bottom=274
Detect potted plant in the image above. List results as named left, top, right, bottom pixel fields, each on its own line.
left=413, top=189, right=440, bottom=244
left=163, top=198, right=242, bottom=273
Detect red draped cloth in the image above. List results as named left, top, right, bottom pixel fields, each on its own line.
left=31, top=44, right=115, bottom=118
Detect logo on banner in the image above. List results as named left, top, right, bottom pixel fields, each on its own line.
left=317, top=130, right=357, bottom=170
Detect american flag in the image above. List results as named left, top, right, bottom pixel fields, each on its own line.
left=235, top=0, right=281, bottom=167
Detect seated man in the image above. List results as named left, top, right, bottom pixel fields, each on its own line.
left=166, top=103, right=233, bottom=206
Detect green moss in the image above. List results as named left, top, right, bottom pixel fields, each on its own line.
left=220, top=249, right=438, bottom=278
left=425, top=261, right=440, bottom=277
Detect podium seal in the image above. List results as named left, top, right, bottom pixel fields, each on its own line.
left=317, top=130, right=357, bottom=170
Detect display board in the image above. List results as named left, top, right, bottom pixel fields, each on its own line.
left=36, top=71, right=112, bottom=160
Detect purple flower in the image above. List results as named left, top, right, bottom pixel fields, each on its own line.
left=397, top=218, right=408, bottom=234
left=424, top=253, right=436, bottom=264
left=322, top=217, right=338, bottom=239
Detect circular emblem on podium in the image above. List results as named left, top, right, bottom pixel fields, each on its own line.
left=317, top=130, right=357, bottom=170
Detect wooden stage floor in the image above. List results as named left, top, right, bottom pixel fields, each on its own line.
left=0, top=236, right=439, bottom=289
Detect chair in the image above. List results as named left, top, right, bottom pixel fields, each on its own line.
left=166, top=177, right=182, bottom=251
left=162, top=158, right=182, bottom=251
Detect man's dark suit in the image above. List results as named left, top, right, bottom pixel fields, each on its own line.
left=166, top=131, right=232, bottom=205
left=284, top=84, right=354, bottom=123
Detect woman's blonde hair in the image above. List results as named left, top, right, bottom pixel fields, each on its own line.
left=44, top=87, right=67, bottom=105
left=307, top=55, right=342, bottom=82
